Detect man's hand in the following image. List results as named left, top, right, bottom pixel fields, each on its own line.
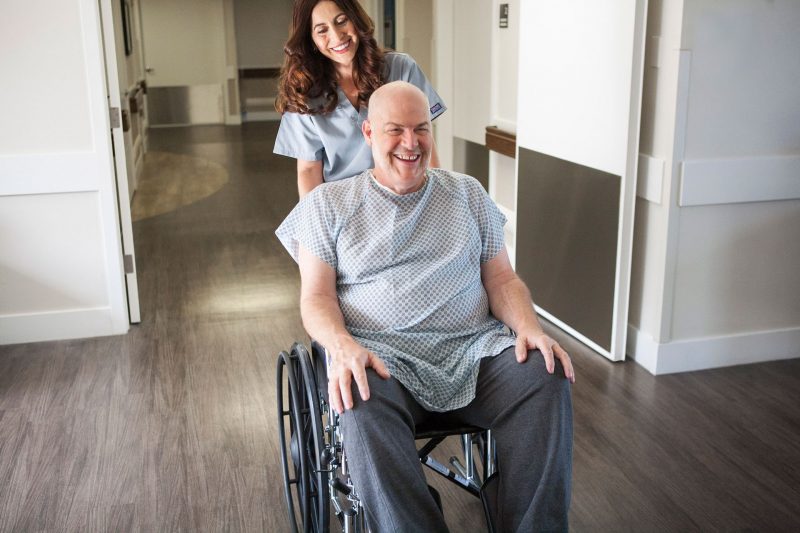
left=515, top=329, right=576, bottom=383
left=327, top=337, right=391, bottom=415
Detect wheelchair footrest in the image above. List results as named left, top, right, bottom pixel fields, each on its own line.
left=420, top=455, right=480, bottom=497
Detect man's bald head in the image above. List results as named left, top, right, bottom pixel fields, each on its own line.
left=368, top=81, right=430, bottom=122
left=362, top=81, right=433, bottom=194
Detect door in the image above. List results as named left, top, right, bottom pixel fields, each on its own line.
left=100, top=0, right=141, bottom=322
left=0, top=0, right=130, bottom=343
left=514, top=0, right=647, bottom=361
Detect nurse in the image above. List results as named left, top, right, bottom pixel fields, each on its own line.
left=274, top=0, right=446, bottom=198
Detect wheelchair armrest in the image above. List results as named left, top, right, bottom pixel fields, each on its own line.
left=310, top=340, right=329, bottom=403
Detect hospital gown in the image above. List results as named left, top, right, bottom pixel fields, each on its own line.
left=275, top=169, right=516, bottom=411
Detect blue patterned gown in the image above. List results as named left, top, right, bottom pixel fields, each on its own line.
left=276, top=169, right=516, bottom=411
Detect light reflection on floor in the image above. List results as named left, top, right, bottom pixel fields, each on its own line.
left=132, top=151, right=229, bottom=221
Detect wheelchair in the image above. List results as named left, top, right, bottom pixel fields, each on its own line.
left=277, top=341, right=498, bottom=532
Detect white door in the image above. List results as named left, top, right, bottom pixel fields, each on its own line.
left=0, top=0, right=130, bottom=344
left=100, top=0, right=141, bottom=323
left=514, top=0, right=647, bottom=361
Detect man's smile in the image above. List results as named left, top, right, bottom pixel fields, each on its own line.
left=393, top=153, right=421, bottom=162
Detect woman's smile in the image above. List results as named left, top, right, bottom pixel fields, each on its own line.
left=330, top=39, right=352, bottom=53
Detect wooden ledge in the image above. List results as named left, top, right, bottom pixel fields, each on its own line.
left=239, top=67, right=281, bottom=79
left=485, top=126, right=516, bottom=159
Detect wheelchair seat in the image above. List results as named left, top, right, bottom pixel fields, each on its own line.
left=415, top=412, right=484, bottom=440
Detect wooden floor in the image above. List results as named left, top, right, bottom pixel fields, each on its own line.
left=1, top=123, right=798, bottom=532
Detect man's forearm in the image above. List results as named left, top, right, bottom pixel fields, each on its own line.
left=486, top=274, right=544, bottom=335
left=300, top=293, right=356, bottom=351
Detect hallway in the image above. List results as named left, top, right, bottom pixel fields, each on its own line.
left=0, top=124, right=798, bottom=532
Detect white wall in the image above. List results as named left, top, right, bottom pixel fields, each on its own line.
left=140, top=0, right=227, bottom=86
left=431, top=0, right=492, bottom=185
left=488, top=0, right=519, bottom=264
left=140, top=0, right=240, bottom=125
left=672, top=0, right=800, bottom=338
left=234, top=0, right=292, bottom=68
left=452, top=0, right=492, bottom=146
left=433, top=0, right=455, bottom=168
left=0, top=0, right=130, bottom=344
left=490, top=0, right=518, bottom=135
left=628, top=0, right=800, bottom=374
left=396, top=0, right=433, bottom=78
left=628, top=0, right=685, bottom=342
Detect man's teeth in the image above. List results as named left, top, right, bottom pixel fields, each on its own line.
left=394, top=154, right=420, bottom=161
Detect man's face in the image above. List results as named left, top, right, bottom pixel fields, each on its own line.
left=363, top=89, right=432, bottom=195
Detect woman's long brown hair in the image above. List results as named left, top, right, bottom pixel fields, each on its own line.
left=275, top=0, right=385, bottom=115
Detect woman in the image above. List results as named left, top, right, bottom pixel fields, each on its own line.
left=274, top=0, right=446, bottom=198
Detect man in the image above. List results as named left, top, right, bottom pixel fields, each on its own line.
left=276, top=81, right=574, bottom=532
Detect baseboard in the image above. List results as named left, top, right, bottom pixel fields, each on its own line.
left=627, top=324, right=800, bottom=375
left=0, top=307, right=128, bottom=345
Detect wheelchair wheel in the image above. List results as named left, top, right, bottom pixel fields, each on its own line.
left=277, top=344, right=330, bottom=533
left=295, top=343, right=330, bottom=531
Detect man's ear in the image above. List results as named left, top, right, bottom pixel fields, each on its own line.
left=362, top=119, right=373, bottom=146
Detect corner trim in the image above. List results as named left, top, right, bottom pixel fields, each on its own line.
left=636, top=153, right=665, bottom=204
left=680, top=155, right=800, bottom=206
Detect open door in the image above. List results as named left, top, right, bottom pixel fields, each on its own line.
left=0, top=0, right=131, bottom=343
left=514, top=0, right=647, bottom=361
left=99, top=0, right=141, bottom=323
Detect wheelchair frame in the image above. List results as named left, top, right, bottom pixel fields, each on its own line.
left=277, top=342, right=497, bottom=533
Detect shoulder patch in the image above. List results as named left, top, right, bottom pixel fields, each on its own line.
left=430, top=103, right=442, bottom=115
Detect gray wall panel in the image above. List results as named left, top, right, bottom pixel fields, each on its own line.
left=147, top=86, right=223, bottom=126
left=516, top=147, right=620, bottom=350
left=453, top=136, right=489, bottom=190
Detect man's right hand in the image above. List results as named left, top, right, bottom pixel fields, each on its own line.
left=326, top=337, right=391, bottom=415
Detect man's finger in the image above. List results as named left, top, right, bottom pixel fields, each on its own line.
left=352, top=365, right=371, bottom=402
left=339, top=372, right=354, bottom=410
left=554, top=344, right=575, bottom=383
left=515, top=336, right=528, bottom=363
left=328, top=378, right=344, bottom=415
left=369, top=353, right=391, bottom=379
left=540, top=343, right=555, bottom=373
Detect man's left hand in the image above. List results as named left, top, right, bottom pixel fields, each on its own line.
left=515, top=330, right=576, bottom=383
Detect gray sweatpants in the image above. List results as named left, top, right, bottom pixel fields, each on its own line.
left=339, top=347, right=573, bottom=532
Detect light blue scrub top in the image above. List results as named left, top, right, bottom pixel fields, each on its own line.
left=273, top=52, right=447, bottom=183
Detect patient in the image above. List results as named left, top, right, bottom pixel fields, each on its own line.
left=276, top=81, right=574, bottom=532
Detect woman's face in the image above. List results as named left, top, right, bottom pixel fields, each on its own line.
left=310, top=1, right=359, bottom=72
